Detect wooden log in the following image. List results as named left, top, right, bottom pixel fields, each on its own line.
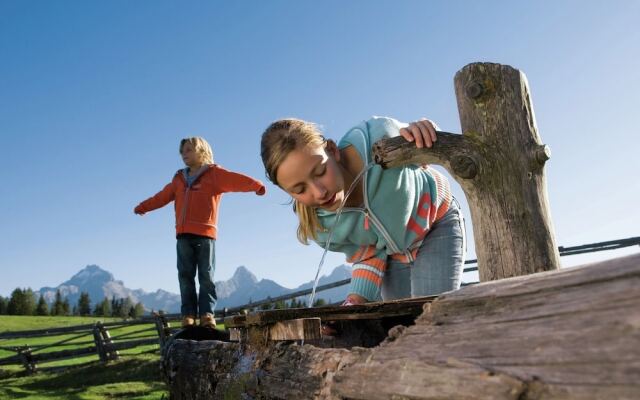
left=162, top=253, right=640, bottom=399
left=373, top=62, right=560, bottom=282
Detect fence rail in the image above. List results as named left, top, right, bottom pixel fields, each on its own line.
left=0, top=236, right=636, bottom=373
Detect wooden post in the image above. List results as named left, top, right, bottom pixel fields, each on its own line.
left=99, top=323, right=119, bottom=361
left=373, top=62, right=560, bottom=281
left=154, top=312, right=172, bottom=348
left=92, top=323, right=107, bottom=362
left=17, top=346, right=36, bottom=374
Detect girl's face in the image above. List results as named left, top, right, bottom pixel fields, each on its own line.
left=276, top=143, right=345, bottom=211
left=180, top=143, right=199, bottom=168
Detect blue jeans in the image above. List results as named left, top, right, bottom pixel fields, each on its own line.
left=176, top=236, right=217, bottom=316
left=381, top=199, right=466, bottom=300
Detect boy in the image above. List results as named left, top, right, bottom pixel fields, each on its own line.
left=134, top=137, right=265, bottom=328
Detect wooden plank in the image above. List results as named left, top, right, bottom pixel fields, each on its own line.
left=0, top=319, right=151, bottom=339
left=31, top=346, right=96, bottom=363
left=231, top=296, right=436, bottom=328
left=268, top=318, right=321, bottom=341
left=110, top=338, right=158, bottom=351
left=228, top=328, right=241, bottom=342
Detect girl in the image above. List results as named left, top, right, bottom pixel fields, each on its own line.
left=261, top=117, right=465, bottom=305
left=135, top=137, right=265, bottom=327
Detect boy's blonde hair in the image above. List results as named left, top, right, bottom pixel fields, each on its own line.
left=180, top=137, right=214, bottom=165
left=261, top=119, right=326, bottom=244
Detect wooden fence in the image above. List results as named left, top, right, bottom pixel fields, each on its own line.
left=0, top=318, right=167, bottom=373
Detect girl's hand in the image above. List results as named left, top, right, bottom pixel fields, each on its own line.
left=321, top=294, right=367, bottom=336
left=343, top=294, right=367, bottom=305
left=399, top=118, right=439, bottom=149
left=134, top=206, right=145, bottom=215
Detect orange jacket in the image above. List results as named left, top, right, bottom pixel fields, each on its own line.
left=135, top=164, right=265, bottom=239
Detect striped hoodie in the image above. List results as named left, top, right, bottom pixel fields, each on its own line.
left=314, top=117, right=451, bottom=301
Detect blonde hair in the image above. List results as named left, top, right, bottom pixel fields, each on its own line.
left=179, top=137, right=214, bottom=165
left=261, top=119, right=326, bottom=244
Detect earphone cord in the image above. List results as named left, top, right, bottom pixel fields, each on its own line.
left=307, top=162, right=375, bottom=308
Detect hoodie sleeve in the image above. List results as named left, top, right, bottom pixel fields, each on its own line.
left=318, top=240, right=387, bottom=302
left=135, top=177, right=177, bottom=213
left=338, top=116, right=409, bottom=165
left=214, top=165, right=266, bottom=195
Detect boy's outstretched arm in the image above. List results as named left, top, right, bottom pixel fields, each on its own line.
left=215, top=166, right=266, bottom=195
left=134, top=181, right=176, bottom=215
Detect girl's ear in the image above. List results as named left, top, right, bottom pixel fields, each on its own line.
left=325, top=139, right=340, bottom=161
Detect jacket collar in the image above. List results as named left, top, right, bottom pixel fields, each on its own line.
left=178, top=164, right=215, bottom=186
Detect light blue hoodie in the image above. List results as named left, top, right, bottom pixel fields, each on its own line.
left=315, top=117, right=451, bottom=301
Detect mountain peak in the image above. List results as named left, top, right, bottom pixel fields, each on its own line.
left=66, top=264, right=114, bottom=286
left=232, top=265, right=258, bottom=284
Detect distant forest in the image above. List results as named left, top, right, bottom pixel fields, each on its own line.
left=0, top=288, right=144, bottom=318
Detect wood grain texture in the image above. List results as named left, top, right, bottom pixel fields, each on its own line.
left=163, top=254, right=640, bottom=399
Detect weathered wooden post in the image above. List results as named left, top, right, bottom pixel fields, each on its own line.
left=92, top=323, right=107, bottom=362
left=99, top=324, right=119, bottom=361
left=93, top=322, right=119, bottom=361
left=154, top=312, right=172, bottom=348
left=17, top=346, right=36, bottom=374
left=374, top=62, right=560, bottom=281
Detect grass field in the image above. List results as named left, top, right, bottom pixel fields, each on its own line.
left=0, top=315, right=168, bottom=399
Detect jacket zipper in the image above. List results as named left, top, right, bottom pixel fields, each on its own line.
left=180, top=187, right=190, bottom=226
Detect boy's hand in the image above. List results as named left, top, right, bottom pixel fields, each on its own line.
left=399, top=118, right=439, bottom=149
left=134, top=205, right=145, bottom=215
left=256, top=185, right=266, bottom=196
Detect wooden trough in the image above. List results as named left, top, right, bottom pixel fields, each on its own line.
left=161, top=254, right=640, bottom=399
left=225, top=296, right=436, bottom=348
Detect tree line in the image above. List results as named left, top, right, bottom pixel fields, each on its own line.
left=258, top=297, right=327, bottom=310
left=0, top=288, right=145, bottom=319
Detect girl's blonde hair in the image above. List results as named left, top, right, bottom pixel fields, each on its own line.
left=179, top=137, right=214, bottom=165
left=261, top=119, right=326, bottom=244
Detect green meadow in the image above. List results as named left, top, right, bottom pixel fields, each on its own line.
left=0, top=315, right=168, bottom=399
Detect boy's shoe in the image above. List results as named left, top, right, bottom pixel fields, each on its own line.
left=200, top=313, right=216, bottom=329
left=181, top=315, right=196, bottom=328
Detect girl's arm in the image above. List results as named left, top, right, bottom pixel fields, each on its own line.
left=347, top=249, right=387, bottom=303
left=321, top=241, right=387, bottom=303
left=214, top=166, right=266, bottom=195
left=134, top=180, right=176, bottom=215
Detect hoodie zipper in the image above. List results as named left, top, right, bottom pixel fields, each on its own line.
left=361, top=165, right=414, bottom=262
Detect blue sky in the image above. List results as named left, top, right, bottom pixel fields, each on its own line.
left=1, top=1, right=638, bottom=297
